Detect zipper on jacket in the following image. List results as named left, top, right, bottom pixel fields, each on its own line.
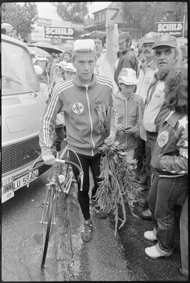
left=86, top=85, right=95, bottom=156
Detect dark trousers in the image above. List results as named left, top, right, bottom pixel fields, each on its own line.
left=55, top=125, right=66, bottom=151
left=148, top=174, right=187, bottom=252
left=140, top=133, right=157, bottom=192
left=69, top=150, right=102, bottom=220
left=134, top=137, right=146, bottom=178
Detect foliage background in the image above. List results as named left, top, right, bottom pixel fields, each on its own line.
left=121, top=2, right=187, bottom=37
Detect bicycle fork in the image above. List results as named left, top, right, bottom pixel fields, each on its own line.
left=40, top=184, right=57, bottom=225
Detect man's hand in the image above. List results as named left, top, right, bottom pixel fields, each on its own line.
left=106, top=20, right=115, bottom=31
left=124, top=125, right=138, bottom=135
left=117, top=123, right=126, bottom=131
left=42, top=153, right=55, bottom=165
left=104, top=131, right=116, bottom=146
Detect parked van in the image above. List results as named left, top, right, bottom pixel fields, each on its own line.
left=2, top=34, right=49, bottom=203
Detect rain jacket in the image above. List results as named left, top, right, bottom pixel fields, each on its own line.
left=151, top=111, right=188, bottom=178
left=114, top=91, right=145, bottom=150
left=39, top=73, right=117, bottom=156
left=94, top=24, right=119, bottom=94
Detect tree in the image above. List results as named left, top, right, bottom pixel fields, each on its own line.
left=51, top=2, right=89, bottom=23
left=1, top=2, right=38, bottom=40
left=121, top=2, right=187, bottom=37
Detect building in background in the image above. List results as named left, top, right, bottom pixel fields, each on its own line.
left=83, top=2, right=138, bottom=39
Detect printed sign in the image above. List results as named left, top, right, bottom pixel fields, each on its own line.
left=44, top=26, right=74, bottom=39
left=156, top=22, right=184, bottom=37
left=37, top=17, right=52, bottom=27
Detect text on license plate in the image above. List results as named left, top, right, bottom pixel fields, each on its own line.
left=14, top=169, right=39, bottom=191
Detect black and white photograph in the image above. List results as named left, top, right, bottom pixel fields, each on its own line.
left=1, top=1, right=188, bottom=281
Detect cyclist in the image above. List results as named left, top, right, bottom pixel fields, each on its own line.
left=39, top=39, right=117, bottom=242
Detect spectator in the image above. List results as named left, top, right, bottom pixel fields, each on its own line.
left=90, top=20, right=119, bottom=93
left=50, top=60, right=67, bottom=83
left=115, top=32, right=139, bottom=87
left=39, top=39, right=117, bottom=242
left=135, top=32, right=159, bottom=186
left=144, top=67, right=188, bottom=259
left=141, top=34, right=180, bottom=221
left=34, top=54, right=50, bottom=85
left=46, top=61, right=67, bottom=151
left=63, top=50, right=72, bottom=63
left=63, top=63, right=76, bottom=80
left=114, top=68, right=144, bottom=160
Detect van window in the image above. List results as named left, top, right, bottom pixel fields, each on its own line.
left=2, top=41, right=39, bottom=95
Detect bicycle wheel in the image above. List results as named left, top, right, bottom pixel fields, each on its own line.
left=41, top=185, right=54, bottom=268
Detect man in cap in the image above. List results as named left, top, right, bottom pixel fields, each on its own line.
left=90, top=20, right=119, bottom=93
left=140, top=33, right=180, bottom=220
left=63, top=50, right=72, bottom=63
left=34, top=54, right=49, bottom=85
left=114, top=32, right=139, bottom=87
left=135, top=32, right=159, bottom=190
left=39, top=39, right=117, bottom=242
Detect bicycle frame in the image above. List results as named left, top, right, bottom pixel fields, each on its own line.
left=27, top=147, right=84, bottom=268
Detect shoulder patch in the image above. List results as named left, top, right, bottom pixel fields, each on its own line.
left=157, top=131, right=169, bottom=147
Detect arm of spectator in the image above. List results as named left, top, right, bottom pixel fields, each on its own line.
left=105, top=20, right=119, bottom=67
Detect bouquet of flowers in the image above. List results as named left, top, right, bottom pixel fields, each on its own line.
left=95, top=102, right=143, bottom=236
left=95, top=101, right=112, bottom=140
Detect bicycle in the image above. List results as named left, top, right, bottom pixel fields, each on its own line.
left=26, top=145, right=84, bottom=268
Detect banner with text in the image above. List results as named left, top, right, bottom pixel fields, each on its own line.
left=44, top=26, right=75, bottom=39
left=156, top=21, right=184, bottom=37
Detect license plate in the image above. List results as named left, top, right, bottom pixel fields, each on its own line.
left=14, top=169, right=39, bottom=191
left=2, top=181, right=14, bottom=203
left=2, top=169, right=39, bottom=203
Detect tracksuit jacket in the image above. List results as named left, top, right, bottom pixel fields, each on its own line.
left=151, top=111, right=188, bottom=178
left=39, top=73, right=117, bottom=157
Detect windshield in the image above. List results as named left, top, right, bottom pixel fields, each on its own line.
left=2, top=41, right=39, bottom=95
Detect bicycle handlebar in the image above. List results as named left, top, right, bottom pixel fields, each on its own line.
left=26, top=157, right=83, bottom=188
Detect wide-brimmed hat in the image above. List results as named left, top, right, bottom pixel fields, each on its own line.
left=142, top=32, right=159, bottom=45
left=118, top=68, right=140, bottom=85
left=56, top=61, right=68, bottom=70
left=35, top=54, right=48, bottom=61
left=152, top=33, right=177, bottom=49
left=64, top=63, right=76, bottom=73
left=118, top=32, right=131, bottom=44
left=73, top=39, right=96, bottom=55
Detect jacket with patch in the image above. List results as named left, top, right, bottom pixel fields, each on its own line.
left=39, top=73, right=117, bottom=156
left=151, top=111, right=188, bottom=177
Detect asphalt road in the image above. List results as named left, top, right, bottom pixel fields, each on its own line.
left=2, top=169, right=187, bottom=281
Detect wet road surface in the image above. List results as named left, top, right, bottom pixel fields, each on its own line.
left=2, top=169, right=187, bottom=281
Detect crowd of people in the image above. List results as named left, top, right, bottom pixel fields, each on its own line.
left=34, top=20, right=187, bottom=278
